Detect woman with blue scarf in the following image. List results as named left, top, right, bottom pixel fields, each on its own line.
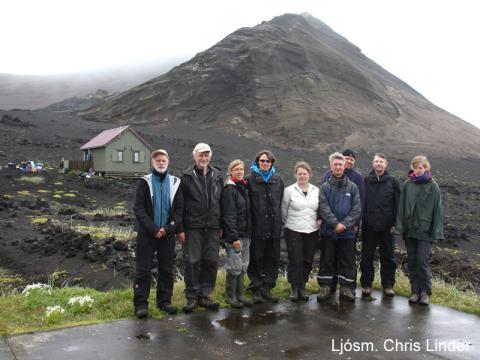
left=246, top=150, right=284, bottom=303
left=395, top=155, right=444, bottom=306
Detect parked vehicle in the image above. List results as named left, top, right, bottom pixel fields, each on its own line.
left=18, top=161, right=46, bottom=173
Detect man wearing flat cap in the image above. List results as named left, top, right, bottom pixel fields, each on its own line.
left=177, top=143, right=224, bottom=313
left=133, top=149, right=183, bottom=319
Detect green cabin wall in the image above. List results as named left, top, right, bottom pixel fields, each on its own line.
left=104, top=130, right=150, bottom=173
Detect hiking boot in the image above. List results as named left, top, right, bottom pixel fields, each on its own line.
left=383, top=288, right=395, bottom=297
left=316, top=286, right=331, bottom=302
left=408, top=293, right=420, bottom=304
left=236, top=274, right=253, bottom=307
left=183, top=298, right=198, bottom=314
left=361, top=287, right=372, bottom=297
left=289, top=287, right=299, bottom=302
left=419, top=292, right=430, bottom=306
left=339, top=287, right=356, bottom=302
left=298, top=287, right=309, bottom=302
left=226, top=273, right=243, bottom=309
left=198, top=296, right=220, bottom=310
left=252, top=289, right=264, bottom=304
left=261, top=288, right=279, bottom=303
left=158, top=303, right=178, bottom=315
left=135, top=306, right=148, bottom=319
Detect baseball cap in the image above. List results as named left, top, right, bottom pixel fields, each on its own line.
left=193, top=143, right=212, bottom=153
left=151, top=149, right=169, bottom=158
left=342, top=149, right=356, bottom=159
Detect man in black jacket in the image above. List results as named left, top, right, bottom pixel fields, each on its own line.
left=246, top=150, right=284, bottom=303
left=133, top=149, right=183, bottom=319
left=177, top=143, right=224, bottom=313
left=360, top=153, right=400, bottom=298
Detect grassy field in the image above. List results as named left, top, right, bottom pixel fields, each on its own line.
left=0, top=270, right=479, bottom=336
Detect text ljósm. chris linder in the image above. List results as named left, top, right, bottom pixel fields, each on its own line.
left=331, top=338, right=471, bottom=355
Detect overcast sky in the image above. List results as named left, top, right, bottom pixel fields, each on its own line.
left=1, top=0, right=479, bottom=128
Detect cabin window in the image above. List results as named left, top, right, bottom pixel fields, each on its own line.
left=117, top=150, right=123, bottom=162
left=133, top=151, right=145, bottom=163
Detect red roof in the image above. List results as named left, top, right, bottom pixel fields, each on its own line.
left=80, top=126, right=151, bottom=150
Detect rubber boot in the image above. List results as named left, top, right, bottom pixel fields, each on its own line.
left=298, top=285, right=309, bottom=302
left=236, top=274, right=253, bottom=307
left=289, top=286, right=299, bottom=302
left=226, top=273, right=243, bottom=308
left=252, top=288, right=264, bottom=304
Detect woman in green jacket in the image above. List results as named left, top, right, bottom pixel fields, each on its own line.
left=395, top=155, right=444, bottom=306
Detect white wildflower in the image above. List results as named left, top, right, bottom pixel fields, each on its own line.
left=22, top=283, right=53, bottom=296
left=68, top=295, right=94, bottom=308
left=45, top=305, right=65, bottom=317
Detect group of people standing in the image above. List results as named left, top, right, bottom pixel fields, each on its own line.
left=132, top=143, right=444, bottom=319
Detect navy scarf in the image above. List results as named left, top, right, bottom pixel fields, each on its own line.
left=408, top=170, right=432, bottom=184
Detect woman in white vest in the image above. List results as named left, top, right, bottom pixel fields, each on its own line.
left=281, top=161, right=320, bottom=302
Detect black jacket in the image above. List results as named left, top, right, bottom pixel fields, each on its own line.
left=246, top=172, right=284, bottom=240
left=362, top=170, right=400, bottom=232
left=179, top=165, right=223, bottom=229
left=221, top=179, right=251, bottom=243
left=133, top=172, right=183, bottom=236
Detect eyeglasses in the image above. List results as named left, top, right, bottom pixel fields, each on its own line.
left=259, top=159, right=271, bottom=163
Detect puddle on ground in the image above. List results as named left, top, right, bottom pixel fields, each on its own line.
left=329, top=299, right=356, bottom=312
left=135, top=332, right=156, bottom=340
left=361, top=294, right=378, bottom=302
left=212, top=310, right=288, bottom=330
left=283, top=345, right=311, bottom=358
left=63, top=345, right=80, bottom=352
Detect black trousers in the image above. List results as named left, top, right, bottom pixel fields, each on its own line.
left=183, top=228, right=220, bottom=299
left=405, top=238, right=432, bottom=295
left=133, top=232, right=175, bottom=309
left=319, top=232, right=359, bottom=291
left=317, top=235, right=356, bottom=288
left=247, top=235, right=280, bottom=290
left=285, top=228, right=318, bottom=288
left=319, top=234, right=337, bottom=290
left=360, top=230, right=397, bottom=289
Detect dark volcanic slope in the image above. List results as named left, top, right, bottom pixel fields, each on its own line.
left=81, top=13, right=480, bottom=158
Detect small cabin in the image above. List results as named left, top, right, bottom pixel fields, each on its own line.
left=80, top=126, right=152, bottom=177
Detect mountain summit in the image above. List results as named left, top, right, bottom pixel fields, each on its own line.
left=82, top=13, right=480, bottom=158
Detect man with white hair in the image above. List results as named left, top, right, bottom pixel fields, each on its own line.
left=177, top=143, right=224, bottom=313
left=317, top=152, right=361, bottom=302
left=133, top=149, right=183, bottom=319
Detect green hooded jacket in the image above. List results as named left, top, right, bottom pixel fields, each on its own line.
left=395, top=178, right=444, bottom=241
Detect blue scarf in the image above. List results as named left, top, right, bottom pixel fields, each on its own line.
left=251, top=160, right=276, bottom=182
left=152, top=172, right=170, bottom=228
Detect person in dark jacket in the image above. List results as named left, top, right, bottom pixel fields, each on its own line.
left=320, top=149, right=365, bottom=294
left=321, top=149, right=365, bottom=212
left=395, top=155, right=444, bottom=306
left=317, top=152, right=361, bottom=302
left=221, top=159, right=253, bottom=308
left=177, top=143, right=224, bottom=313
left=360, top=153, right=400, bottom=298
left=133, top=149, right=183, bottom=318
left=246, top=150, right=284, bottom=303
